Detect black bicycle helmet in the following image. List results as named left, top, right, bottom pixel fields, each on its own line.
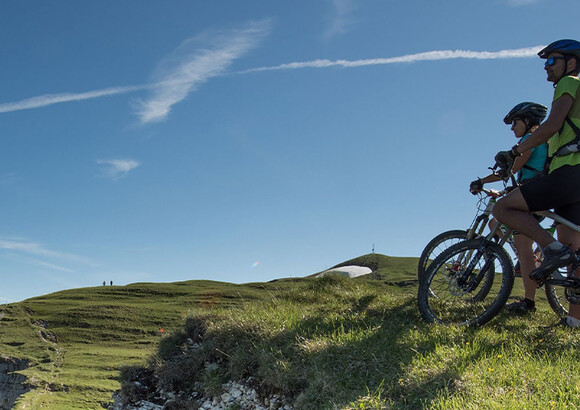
left=538, top=39, right=580, bottom=59
left=503, top=102, right=548, bottom=125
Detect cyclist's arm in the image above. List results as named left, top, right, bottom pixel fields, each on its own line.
left=479, top=173, right=501, bottom=184
left=516, top=94, right=574, bottom=153
left=481, top=146, right=532, bottom=184
left=512, top=149, right=533, bottom=174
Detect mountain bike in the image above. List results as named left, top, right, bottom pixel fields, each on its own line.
left=417, top=187, right=518, bottom=278
left=417, top=183, right=578, bottom=327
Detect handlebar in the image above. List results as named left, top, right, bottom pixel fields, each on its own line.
left=470, top=164, right=517, bottom=198
left=489, top=164, right=518, bottom=186
left=481, top=187, right=503, bottom=199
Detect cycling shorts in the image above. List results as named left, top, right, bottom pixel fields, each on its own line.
left=520, top=164, right=580, bottom=225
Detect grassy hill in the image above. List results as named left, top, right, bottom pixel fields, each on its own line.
left=329, top=253, right=419, bottom=283
left=1, top=254, right=580, bottom=408
left=2, top=279, right=299, bottom=408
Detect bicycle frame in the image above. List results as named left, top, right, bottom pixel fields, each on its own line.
left=455, top=206, right=580, bottom=298
left=418, top=170, right=580, bottom=325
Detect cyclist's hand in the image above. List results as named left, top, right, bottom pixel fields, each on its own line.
left=469, top=178, right=483, bottom=195
left=494, top=150, right=516, bottom=179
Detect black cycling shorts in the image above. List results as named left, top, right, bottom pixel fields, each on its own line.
left=520, top=164, right=580, bottom=225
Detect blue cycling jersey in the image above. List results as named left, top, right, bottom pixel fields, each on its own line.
left=518, top=133, right=547, bottom=182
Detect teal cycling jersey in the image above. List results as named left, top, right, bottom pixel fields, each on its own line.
left=518, top=133, right=547, bottom=182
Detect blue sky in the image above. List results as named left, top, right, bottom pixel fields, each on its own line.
left=1, top=0, right=578, bottom=303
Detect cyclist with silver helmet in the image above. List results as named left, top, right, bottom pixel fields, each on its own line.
left=493, top=39, right=580, bottom=327
left=470, top=102, right=548, bottom=314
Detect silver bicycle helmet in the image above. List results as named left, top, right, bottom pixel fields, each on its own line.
left=503, top=102, right=548, bottom=125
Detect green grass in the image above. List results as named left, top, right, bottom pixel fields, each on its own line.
left=324, top=253, right=419, bottom=282
left=3, top=279, right=280, bottom=409
left=1, top=254, right=579, bottom=409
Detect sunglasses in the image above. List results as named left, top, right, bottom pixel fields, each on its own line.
left=545, top=56, right=566, bottom=67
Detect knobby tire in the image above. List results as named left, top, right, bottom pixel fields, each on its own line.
left=418, top=230, right=469, bottom=278
left=418, top=238, right=514, bottom=327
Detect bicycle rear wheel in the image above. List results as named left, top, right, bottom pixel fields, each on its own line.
left=418, top=230, right=468, bottom=278
left=418, top=238, right=514, bottom=326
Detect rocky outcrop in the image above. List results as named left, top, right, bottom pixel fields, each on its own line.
left=109, top=379, right=293, bottom=410
left=0, top=357, right=29, bottom=410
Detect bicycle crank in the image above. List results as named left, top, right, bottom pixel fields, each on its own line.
left=565, top=287, right=580, bottom=305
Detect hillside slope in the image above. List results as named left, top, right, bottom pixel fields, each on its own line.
left=0, top=255, right=419, bottom=409
left=330, top=253, right=419, bottom=282
left=3, top=253, right=578, bottom=409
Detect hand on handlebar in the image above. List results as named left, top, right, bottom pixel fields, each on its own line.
left=494, top=150, right=516, bottom=180
left=469, top=178, right=483, bottom=195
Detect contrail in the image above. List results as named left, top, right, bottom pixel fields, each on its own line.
left=0, top=84, right=150, bottom=114
left=240, top=46, right=544, bottom=73
left=0, top=45, right=544, bottom=116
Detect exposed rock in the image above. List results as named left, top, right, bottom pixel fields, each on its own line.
left=109, top=379, right=293, bottom=410
left=0, top=357, right=30, bottom=410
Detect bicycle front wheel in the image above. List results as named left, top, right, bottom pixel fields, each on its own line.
left=418, top=238, right=515, bottom=326
left=418, top=230, right=469, bottom=278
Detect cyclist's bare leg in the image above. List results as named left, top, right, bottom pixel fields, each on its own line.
left=556, top=224, right=580, bottom=321
left=488, top=218, right=503, bottom=240
left=492, top=188, right=555, bottom=249
left=514, top=233, right=537, bottom=302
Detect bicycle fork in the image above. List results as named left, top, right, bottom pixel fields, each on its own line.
left=450, top=242, right=495, bottom=294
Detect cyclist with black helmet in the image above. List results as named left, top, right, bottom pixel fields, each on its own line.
left=470, top=102, right=548, bottom=314
left=493, top=39, right=580, bottom=327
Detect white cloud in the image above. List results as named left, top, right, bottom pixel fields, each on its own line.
left=242, top=45, right=544, bottom=73
left=323, top=0, right=358, bottom=40
left=0, top=239, right=68, bottom=258
left=0, top=42, right=543, bottom=117
left=134, top=20, right=271, bottom=124
left=16, top=256, right=76, bottom=273
left=97, top=159, right=141, bottom=180
left=0, top=84, right=149, bottom=114
left=0, top=238, right=95, bottom=272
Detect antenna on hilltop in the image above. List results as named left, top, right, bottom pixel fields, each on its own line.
left=372, top=244, right=375, bottom=254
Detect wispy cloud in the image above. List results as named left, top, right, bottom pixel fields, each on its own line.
left=242, top=45, right=544, bottom=73
left=97, top=159, right=141, bottom=180
left=0, top=238, right=95, bottom=272
left=134, top=20, right=271, bottom=124
left=0, top=43, right=543, bottom=118
left=0, top=84, right=149, bottom=114
left=13, top=255, right=76, bottom=273
left=323, top=0, right=358, bottom=40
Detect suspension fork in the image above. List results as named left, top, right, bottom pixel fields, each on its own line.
left=456, top=222, right=513, bottom=291
left=454, top=241, right=495, bottom=292
left=466, top=198, right=495, bottom=239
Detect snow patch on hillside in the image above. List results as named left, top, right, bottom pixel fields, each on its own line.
left=317, top=265, right=372, bottom=278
